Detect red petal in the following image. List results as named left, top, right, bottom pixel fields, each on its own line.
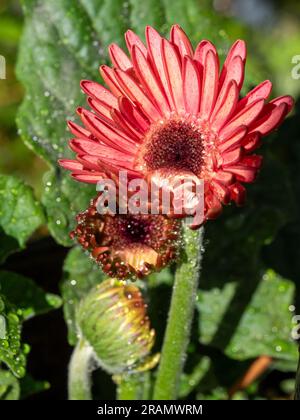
left=59, top=159, right=83, bottom=171
left=183, top=56, right=201, bottom=115
left=222, top=148, right=242, bottom=166
left=146, top=26, right=175, bottom=110
left=109, top=43, right=132, bottom=71
left=71, top=139, right=135, bottom=167
left=211, top=80, right=239, bottom=131
left=270, top=95, right=294, bottom=113
left=118, top=96, right=150, bottom=133
left=67, top=121, right=92, bottom=140
left=215, top=56, right=244, bottom=113
left=194, top=40, right=218, bottom=66
left=242, top=132, right=261, bottom=152
left=72, top=173, right=104, bottom=183
left=80, top=80, right=118, bottom=107
left=210, top=180, right=230, bottom=203
left=100, top=65, right=124, bottom=97
left=229, top=183, right=246, bottom=206
left=80, top=109, right=138, bottom=154
left=205, top=192, right=223, bottom=220
left=223, top=55, right=244, bottom=90
left=70, top=138, right=107, bottom=156
left=249, top=103, right=288, bottom=136
left=97, top=154, right=135, bottom=171
left=77, top=155, right=102, bottom=170
left=219, top=40, right=246, bottom=88
left=161, top=39, right=185, bottom=113
left=125, top=30, right=147, bottom=55
left=220, top=98, right=265, bottom=140
left=236, top=80, right=272, bottom=113
left=241, top=155, right=263, bottom=169
left=213, top=171, right=234, bottom=185
left=87, top=98, right=114, bottom=123
left=170, top=24, right=193, bottom=58
left=225, top=166, right=256, bottom=182
left=132, top=45, right=170, bottom=114
left=114, top=68, right=161, bottom=121
left=199, top=49, right=219, bottom=120
left=218, top=125, right=248, bottom=153
left=110, top=108, right=141, bottom=141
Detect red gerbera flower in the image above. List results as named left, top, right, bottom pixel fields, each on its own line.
left=59, top=25, right=293, bottom=223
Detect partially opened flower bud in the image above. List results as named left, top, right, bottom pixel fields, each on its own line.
left=71, top=195, right=181, bottom=279
left=76, top=279, right=156, bottom=374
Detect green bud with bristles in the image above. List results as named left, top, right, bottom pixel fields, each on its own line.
left=76, top=278, right=156, bottom=375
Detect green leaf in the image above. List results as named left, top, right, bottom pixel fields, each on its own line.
left=197, top=269, right=298, bottom=362
left=0, top=175, right=45, bottom=247
left=41, top=170, right=94, bottom=246
left=0, top=230, right=19, bottom=264
left=147, top=266, right=174, bottom=288
left=0, top=295, right=29, bottom=378
left=179, top=356, right=211, bottom=398
left=61, top=246, right=104, bottom=345
left=20, top=374, right=50, bottom=399
left=128, top=0, right=166, bottom=37
left=0, top=369, right=20, bottom=400
left=0, top=271, right=62, bottom=320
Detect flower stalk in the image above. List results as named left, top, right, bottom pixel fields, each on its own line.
left=117, top=372, right=151, bottom=400
left=153, top=224, right=204, bottom=400
left=68, top=338, right=94, bottom=400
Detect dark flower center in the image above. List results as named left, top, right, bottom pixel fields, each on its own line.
left=142, top=120, right=204, bottom=175
left=118, top=216, right=150, bottom=244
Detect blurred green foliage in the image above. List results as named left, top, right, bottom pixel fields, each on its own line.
left=0, top=0, right=299, bottom=400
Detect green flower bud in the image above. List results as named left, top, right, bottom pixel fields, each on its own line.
left=76, top=279, right=156, bottom=374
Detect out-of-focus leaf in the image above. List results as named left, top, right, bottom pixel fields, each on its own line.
left=197, top=386, right=228, bottom=400
left=0, top=369, right=20, bottom=400
left=148, top=267, right=174, bottom=288
left=0, top=295, right=28, bottom=378
left=202, top=150, right=295, bottom=284
left=280, top=378, right=295, bottom=395
left=20, top=374, right=50, bottom=399
left=61, top=246, right=104, bottom=345
left=0, top=271, right=62, bottom=320
left=179, top=356, right=211, bottom=398
left=0, top=230, right=19, bottom=264
left=0, top=175, right=44, bottom=247
left=197, top=270, right=297, bottom=362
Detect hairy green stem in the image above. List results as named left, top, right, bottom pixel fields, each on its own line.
left=68, top=338, right=94, bottom=400
left=153, top=225, right=204, bottom=400
left=117, top=372, right=151, bottom=400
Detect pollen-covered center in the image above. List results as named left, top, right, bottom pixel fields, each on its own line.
left=141, top=120, right=205, bottom=176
